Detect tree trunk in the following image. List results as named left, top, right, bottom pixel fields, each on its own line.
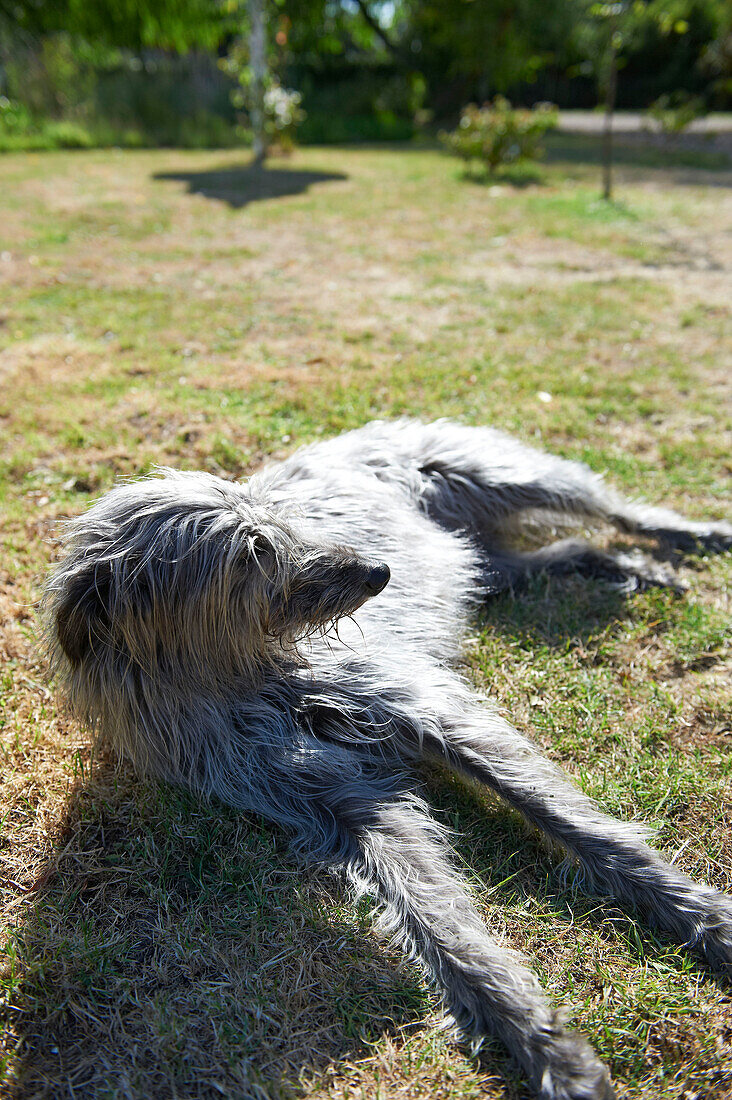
left=249, top=0, right=267, bottom=165
left=602, top=37, right=618, bottom=201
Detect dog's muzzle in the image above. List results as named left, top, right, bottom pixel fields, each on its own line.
left=365, top=563, right=390, bottom=595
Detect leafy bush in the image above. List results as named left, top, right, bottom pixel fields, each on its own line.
left=0, top=34, right=240, bottom=151
left=645, top=92, right=706, bottom=136
left=2, top=34, right=101, bottom=120
left=220, top=43, right=305, bottom=153
left=440, top=97, right=558, bottom=174
left=261, top=82, right=305, bottom=150
left=0, top=100, right=96, bottom=151
left=45, top=120, right=95, bottom=148
left=0, top=97, right=33, bottom=136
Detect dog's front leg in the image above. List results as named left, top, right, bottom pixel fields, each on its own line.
left=429, top=708, right=732, bottom=971
left=281, top=740, right=614, bottom=1100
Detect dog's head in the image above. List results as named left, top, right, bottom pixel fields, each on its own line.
left=44, top=470, right=390, bottom=693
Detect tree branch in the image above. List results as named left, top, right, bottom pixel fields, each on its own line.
left=354, top=0, right=404, bottom=60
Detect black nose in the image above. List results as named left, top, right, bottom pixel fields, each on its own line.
left=365, top=563, right=390, bottom=594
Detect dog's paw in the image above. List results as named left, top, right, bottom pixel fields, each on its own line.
left=610, top=551, right=686, bottom=594
left=698, top=921, right=732, bottom=977
left=680, top=888, right=732, bottom=977
left=536, top=1030, right=616, bottom=1100
left=654, top=521, right=732, bottom=554
left=694, top=522, right=732, bottom=553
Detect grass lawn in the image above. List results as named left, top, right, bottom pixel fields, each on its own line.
left=0, top=136, right=731, bottom=1099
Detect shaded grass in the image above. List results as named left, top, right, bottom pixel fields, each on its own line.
left=544, top=130, right=731, bottom=173
left=1, top=143, right=731, bottom=1099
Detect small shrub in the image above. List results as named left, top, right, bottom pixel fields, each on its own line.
left=440, top=97, right=558, bottom=175
left=261, top=82, right=305, bottom=152
left=645, top=92, right=706, bottom=138
left=220, top=43, right=305, bottom=155
left=45, top=120, right=95, bottom=149
left=0, top=97, right=34, bottom=137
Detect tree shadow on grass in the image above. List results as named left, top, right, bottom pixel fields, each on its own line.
left=152, top=162, right=348, bottom=209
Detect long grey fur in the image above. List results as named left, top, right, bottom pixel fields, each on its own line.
left=43, top=418, right=732, bottom=1100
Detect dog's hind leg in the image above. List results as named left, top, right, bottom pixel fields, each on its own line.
left=426, top=707, right=732, bottom=973
left=484, top=540, right=683, bottom=594
left=286, top=747, right=614, bottom=1100
left=398, top=420, right=731, bottom=552
left=591, top=494, right=731, bottom=553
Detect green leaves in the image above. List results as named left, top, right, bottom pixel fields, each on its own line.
left=440, top=97, right=558, bottom=174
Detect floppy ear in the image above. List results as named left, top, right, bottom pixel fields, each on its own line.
left=55, top=564, right=113, bottom=666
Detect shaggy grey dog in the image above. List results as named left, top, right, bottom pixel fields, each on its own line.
left=44, top=419, right=732, bottom=1100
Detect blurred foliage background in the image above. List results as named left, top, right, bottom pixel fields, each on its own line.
left=0, top=0, right=730, bottom=149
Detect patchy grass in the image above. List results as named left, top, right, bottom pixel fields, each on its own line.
left=1, top=144, right=731, bottom=1100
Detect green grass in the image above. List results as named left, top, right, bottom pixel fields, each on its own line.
left=0, top=142, right=731, bottom=1100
